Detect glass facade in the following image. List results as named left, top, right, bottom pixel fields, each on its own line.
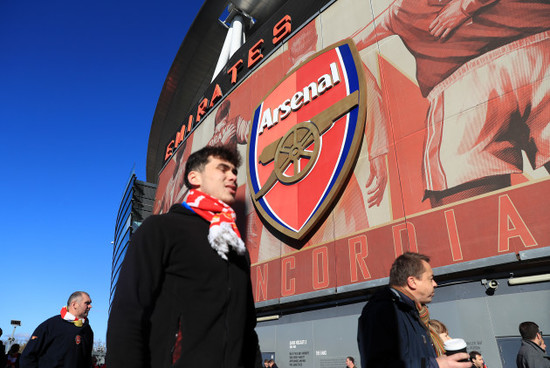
left=110, top=172, right=156, bottom=308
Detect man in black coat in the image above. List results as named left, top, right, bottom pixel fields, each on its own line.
left=20, top=291, right=94, bottom=368
left=107, top=145, right=261, bottom=368
left=357, top=252, right=471, bottom=368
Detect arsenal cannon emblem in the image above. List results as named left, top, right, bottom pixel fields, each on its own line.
left=247, top=40, right=367, bottom=240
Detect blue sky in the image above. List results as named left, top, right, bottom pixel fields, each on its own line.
left=0, top=0, right=204, bottom=345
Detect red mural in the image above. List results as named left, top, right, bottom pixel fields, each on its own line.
left=153, top=0, right=550, bottom=304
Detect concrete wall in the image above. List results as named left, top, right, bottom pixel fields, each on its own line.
left=256, top=278, right=550, bottom=368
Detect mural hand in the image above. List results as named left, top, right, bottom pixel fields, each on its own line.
left=429, top=0, right=469, bottom=41
left=366, top=155, right=388, bottom=208
left=220, top=123, right=237, bottom=143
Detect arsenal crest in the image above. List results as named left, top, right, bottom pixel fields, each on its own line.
left=247, top=40, right=367, bottom=240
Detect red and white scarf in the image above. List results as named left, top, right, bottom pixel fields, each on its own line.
left=184, top=189, right=246, bottom=260
left=60, top=306, right=84, bottom=327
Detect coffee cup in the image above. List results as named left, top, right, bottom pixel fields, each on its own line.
left=444, top=338, right=468, bottom=362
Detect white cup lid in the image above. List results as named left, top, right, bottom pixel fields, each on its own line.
left=444, top=338, right=467, bottom=351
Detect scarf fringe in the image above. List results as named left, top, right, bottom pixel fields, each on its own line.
left=208, top=222, right=247, bottom=260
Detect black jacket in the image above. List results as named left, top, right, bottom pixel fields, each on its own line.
left=19, top=315, right=93, bottom=368
left=107, top=204, right=261, bottom=368
left=357, top=287, right=438, bottom=368
left=0, top=341, right=6, bottom=367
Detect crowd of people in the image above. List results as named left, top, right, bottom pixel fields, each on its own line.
left=0, top=147, right=548, bottom=368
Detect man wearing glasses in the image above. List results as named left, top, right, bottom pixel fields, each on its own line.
left=517, top=321, right=550, bottom=368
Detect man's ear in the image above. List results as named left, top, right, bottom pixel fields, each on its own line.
left=406, top=276, right=417, bottom=290
left=187, top=170, right=201, bottom=188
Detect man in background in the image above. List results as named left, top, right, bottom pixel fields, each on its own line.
left=20, top=291, right=93, bottom=368
left=469, top=351, right=486, bottom=368
left=517, top=321, right=550, bottom=368
left=358, top=252, right=471, bottom=368
left=346, top=356, right=357, bottom=368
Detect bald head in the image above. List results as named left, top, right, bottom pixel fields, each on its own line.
left=67, top=291, right=92, bottom=319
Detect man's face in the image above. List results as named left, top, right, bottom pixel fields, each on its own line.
left=411, top=260, right=437, bottom=304
left=190, top=156, right=238, bottom=204
left=472, top=354, right=484, bottom=368
left=72, top=293, right=92, bottom=319
left=535, top=331, right=545, bottom=347
left=346, top=358, right=354, bottom=367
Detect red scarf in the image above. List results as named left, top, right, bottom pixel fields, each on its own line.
left=184, top=189, right=246, bottom=260
left=60, top=306, right=84, bottom=327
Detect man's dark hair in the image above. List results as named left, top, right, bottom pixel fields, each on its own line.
left=389, top=252, right=430, bottom=287
left=184, top=145, right=242, bottom=189
left=347, top=356, right=355, bottom=363
left=469, top=351, right=481, bottom=362
left=519, top=321, right=539, bottom=340
left=9, top=344, right=20, bottom=354
left=67, top=291, right=87, bottom=307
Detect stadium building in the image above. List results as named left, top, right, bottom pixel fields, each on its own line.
left=144, top=0, right=550, bottom=367
left=110, top=172, right=156, bottom=308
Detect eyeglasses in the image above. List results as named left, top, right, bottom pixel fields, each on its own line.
left=538, top=331, right=543, bottom=337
